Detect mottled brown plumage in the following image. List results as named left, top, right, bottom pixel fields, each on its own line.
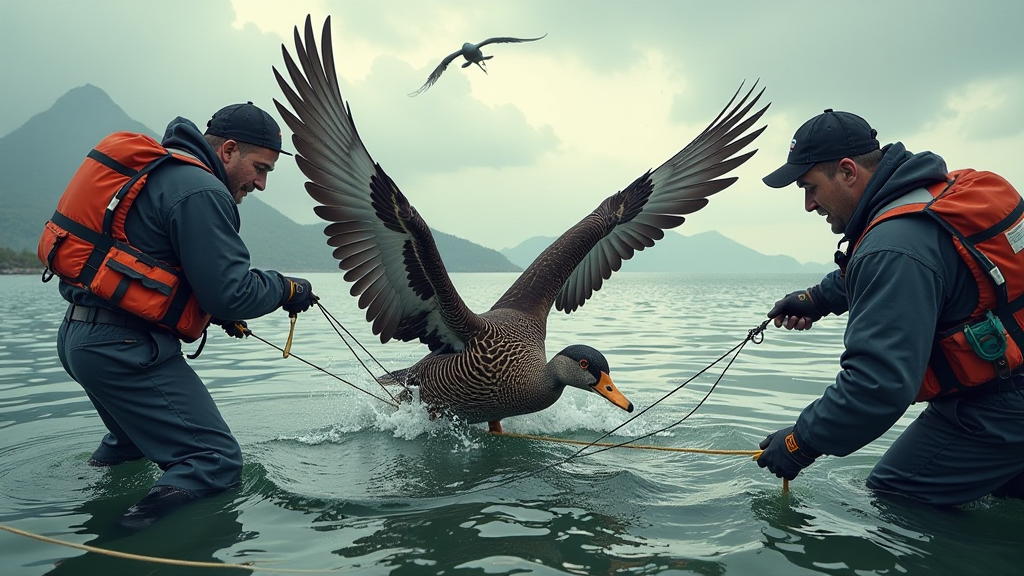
left=273, top=16, right=769, bottom=430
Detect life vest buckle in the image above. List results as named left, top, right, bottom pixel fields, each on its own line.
left=964, top=311, right=1011, bottom=378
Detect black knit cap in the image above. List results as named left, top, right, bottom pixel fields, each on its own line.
left=205, top=101, right=291, bottom=156
left=763, top=109, right=878, bottom=188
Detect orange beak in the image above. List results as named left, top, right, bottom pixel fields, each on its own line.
left=592, top=372, right=634, bottom=412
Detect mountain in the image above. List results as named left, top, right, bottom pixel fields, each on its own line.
left=4, top=85, right=831, bottom=275
left=500, top=236, right=558, bottom=272
left=0, top=85, right=156, bottom=252
left=0, top=85, right=519, bottom=272
left=237, top=200, right=520, bottom=273
left=432, top=231, right=522, bottom=272
left=501, top=231, right=835, bottom=274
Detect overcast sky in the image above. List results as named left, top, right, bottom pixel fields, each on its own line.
left=3, top=0, right=1022, bottom=264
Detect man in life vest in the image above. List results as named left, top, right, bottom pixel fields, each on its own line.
left=50, top=102, right=318, bottom=529
left=756, top=109, right=1024, bottom=506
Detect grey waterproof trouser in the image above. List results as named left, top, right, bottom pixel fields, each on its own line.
left=57, top=309, right=242, bottom=495
left=867, top=379, right=1024, bottom=506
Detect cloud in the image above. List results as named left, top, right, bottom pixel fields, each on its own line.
left=0, top=0, right=283, bottom=137
left=321, top=54, right=560, bottom=178
left=2, top=0, right=1022, bottom=265
left=937, top=76, right=1024, bottom=141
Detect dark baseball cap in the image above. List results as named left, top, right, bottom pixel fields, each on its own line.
left=205, top=101, right=292, bottom=156
left=762, top=109, right=878, bottom=188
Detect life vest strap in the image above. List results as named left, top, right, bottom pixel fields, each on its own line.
left=97, top=152, right=175, bottom=236
left=68, top=304, right=157, bottom=333
left=966, top=198, right=1024, bottom=245
left=48, top=211, right=114, bottom=287
left=999, top=296, right=1024, bottom=364
left=160, top=272, right=196, bottom=331
left=925, top=210, right=1009, bottom=303
left=86, top=149, right=138, bottom=178
left=928, top=338, right=961, bottom=393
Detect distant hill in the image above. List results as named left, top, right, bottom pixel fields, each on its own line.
left=0, top=85, right=156, bottom=252
left=0, top=85, right=520, bottom=273
left=4, top=85, right=832, bottom=275
left=238, top=199, right=520, bottom=273
left=433, top=231, right=522, bottom=272
left=501, top=231, right=835, bottom=274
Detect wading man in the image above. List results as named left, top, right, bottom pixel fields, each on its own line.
left=755, top=109, right=1024, bottom=506
left=41, top=102, right=317, bottom=528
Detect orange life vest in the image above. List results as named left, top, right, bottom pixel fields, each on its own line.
left=846, top=169, right=1024, bottom=401
left=38, top=132, right=213, bottom=342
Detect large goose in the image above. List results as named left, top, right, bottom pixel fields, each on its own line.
left=409, top=33, right=547, bottom=96
left=273, top=16, right=769, bottom=433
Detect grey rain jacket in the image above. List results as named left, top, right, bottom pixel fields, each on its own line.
left=60, top=117, right=288, bottom=324
left=796, top=143, right=980, bottom=456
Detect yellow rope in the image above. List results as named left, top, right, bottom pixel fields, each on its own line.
left=494, top=432, right=794, bottom=491
left=0, top=523, right=331, bottom=573
left=283, top=314, right=297, bottom=358
left=495, top=431, right=763, bottom=458
left=493, top=432, right=804, bottom=495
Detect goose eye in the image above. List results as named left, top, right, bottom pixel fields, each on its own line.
left=579, top=359, right=589, bottom=369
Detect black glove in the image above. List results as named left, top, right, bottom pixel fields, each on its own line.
left=281, top=276, right=318, bottom=315
left=767, top=287, right=828, bottom=322
left=211, top=318, right=249, bottom=338
left=223, top=320, right=249, bottom=338
left=756, top=425, right=821, bottom=481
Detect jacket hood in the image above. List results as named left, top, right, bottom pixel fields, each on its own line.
left=842, top=142, right=949, bottom=244
left=160, top=117, right=230, bottom=188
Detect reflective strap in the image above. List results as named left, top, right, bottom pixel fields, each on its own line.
left=874, top=187, right=934, bottom=217
left=164, top=147, right=202, bottom=163
left=990, top=267, right=1006, bottom=286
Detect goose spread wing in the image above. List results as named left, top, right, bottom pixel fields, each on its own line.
left=274, top=15, right=485, bottom=351
left=492, top=83, right=769, bottom=317
left=408, top=48, right=463, bottom=97
left=475, top=34, right=548, bottom=48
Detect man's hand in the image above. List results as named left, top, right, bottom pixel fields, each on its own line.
left=756, top=425, right=821, bottom=481
left=223, top=320, right=249, bottom=338
left=281, top=276, right=318, bottom=315
left=211, top=318, right=249, bottom=338
left=768, top=288, right=827, bottom=330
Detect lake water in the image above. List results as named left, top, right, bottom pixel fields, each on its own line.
left=2, top=272, right=1022, bottom=575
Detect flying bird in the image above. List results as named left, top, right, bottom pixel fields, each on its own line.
left=409, top=33, right=547, bottom=96
left=274, top=16, right=768, bottom=433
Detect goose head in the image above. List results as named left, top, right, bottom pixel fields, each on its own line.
left=552, top=345, right=634, bottom=413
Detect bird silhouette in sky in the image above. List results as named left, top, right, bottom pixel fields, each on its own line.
left=409, top=34, right=547, bottom=96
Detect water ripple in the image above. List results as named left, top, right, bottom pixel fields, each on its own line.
left=2, top=273, right=1022, bottom=575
